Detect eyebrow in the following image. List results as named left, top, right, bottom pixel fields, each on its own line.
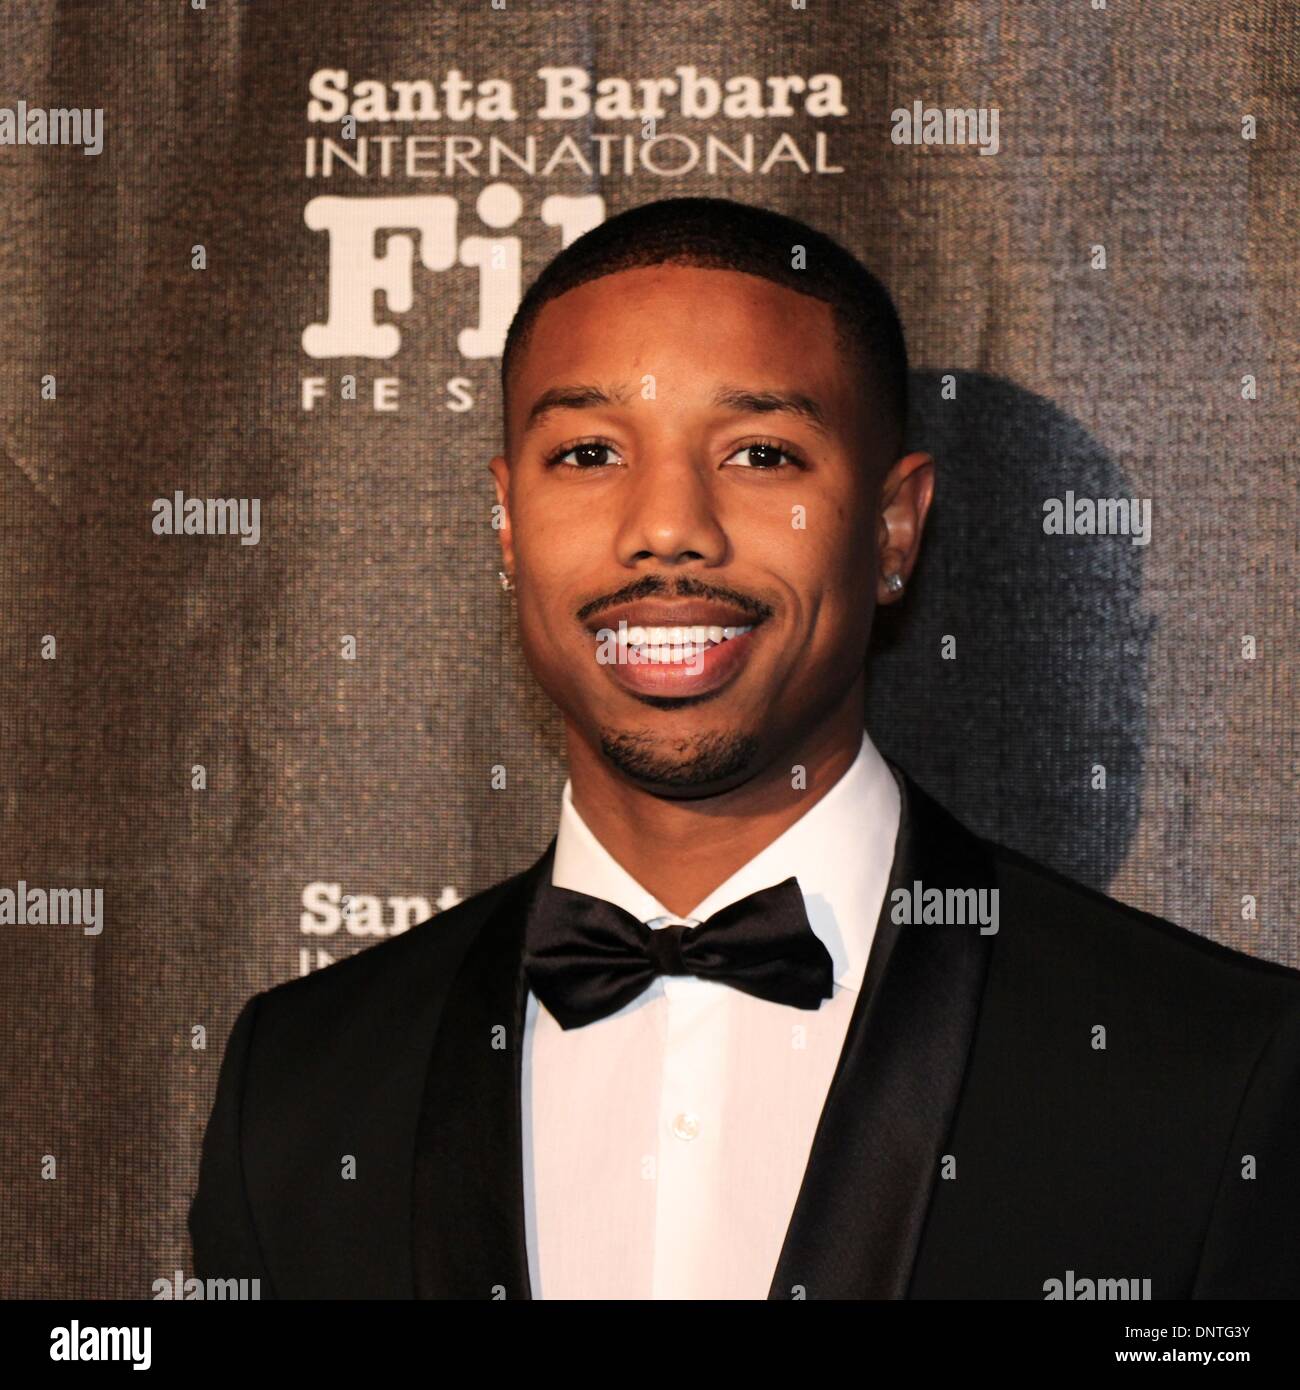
left=709, top=385, right=831, bottom=438
left=522, top=381, right=831, bottom=437
left=524, top=384, right=632, bottom=430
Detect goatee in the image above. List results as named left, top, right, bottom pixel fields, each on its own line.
left=598, top=727, right=760, bottom=794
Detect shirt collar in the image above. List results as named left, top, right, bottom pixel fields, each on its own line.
left=550, top=730, right=901, bottom=994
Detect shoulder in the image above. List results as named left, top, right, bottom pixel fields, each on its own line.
left=901, top=767, right=1300, bottom=1009
left=995, top=837, right=1299, bottom=983
left=985, top=834, right=1300, bottom=1052
left=236, top=863, right=534, bottom=1053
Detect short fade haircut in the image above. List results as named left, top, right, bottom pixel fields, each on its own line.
left=500, top=195, right=909, bottom=458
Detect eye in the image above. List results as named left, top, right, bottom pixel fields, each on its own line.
left=545, top=439, right=623, bottom=470
left=725, top=440, right=806, bottom=471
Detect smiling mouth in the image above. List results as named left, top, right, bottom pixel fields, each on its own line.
left=585, top=613, right=767, bottom=701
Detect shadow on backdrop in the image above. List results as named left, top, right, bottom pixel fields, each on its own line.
left=868, top=370, right=1156, bottom=893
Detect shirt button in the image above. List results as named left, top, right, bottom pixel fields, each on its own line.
left=671, top=1112, right=701, bottom=1141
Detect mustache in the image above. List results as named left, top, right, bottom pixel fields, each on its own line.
left=574, top=574, right=774, bottom=625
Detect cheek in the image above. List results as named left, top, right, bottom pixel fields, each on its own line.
left=798, top=518, right=877, bottom=651
left=513, top=592, right=587, bottom=712
left=513, top=485, right=605, bottom=577
left=509, top=554, right=596, bottom=694
left=789, top=502, right=870, bottom=588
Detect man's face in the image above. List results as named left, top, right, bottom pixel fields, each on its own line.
left=490, top=263, right=908, bottom=796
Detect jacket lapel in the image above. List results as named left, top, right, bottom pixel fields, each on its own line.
left=411, top=844, right=554, bottom=1299
left=767, top=766, right=997, bottom=1298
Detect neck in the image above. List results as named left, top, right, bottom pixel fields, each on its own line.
left=564, top=681, right=867, bottom=917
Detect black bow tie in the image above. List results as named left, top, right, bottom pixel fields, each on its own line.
left=522, top=876, right=835, bottom=1030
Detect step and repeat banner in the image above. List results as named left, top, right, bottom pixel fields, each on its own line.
left=1, top=0, right=1295, bottom=1296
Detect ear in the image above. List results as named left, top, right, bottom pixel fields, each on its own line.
left=488, top=454, right=515, bottom=582
left=874, top=451, right=935, bottom=604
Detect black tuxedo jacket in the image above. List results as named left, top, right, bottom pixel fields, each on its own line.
left=189, top=770, right=1300, bottom=1298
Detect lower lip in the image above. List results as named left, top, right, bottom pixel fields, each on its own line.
left=594, top=628, right=761, bottom=699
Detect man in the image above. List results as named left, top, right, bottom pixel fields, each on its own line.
left=190, top=197, right=1300, bottom=1299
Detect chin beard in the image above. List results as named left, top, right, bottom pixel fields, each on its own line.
left=597, top=726, right=761, bottom=794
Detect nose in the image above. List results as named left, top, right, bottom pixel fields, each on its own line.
left=613, top=452, right=729, bottom=569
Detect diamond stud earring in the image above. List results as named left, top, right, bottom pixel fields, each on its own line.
left=498, top=569, right=515, bottom=593
left=884, top=571, right=905, bottom=595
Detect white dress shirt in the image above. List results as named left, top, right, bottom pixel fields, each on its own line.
left=520, top=730, right=901, bottom=1299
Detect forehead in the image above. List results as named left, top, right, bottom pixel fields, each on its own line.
left=507, top=264, right=860, bottom=439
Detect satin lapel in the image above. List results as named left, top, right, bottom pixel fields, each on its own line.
left=411, top=842, right=554, bottom=1300
left=768, top=767, right=997, bottom=1299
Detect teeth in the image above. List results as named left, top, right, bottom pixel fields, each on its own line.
left=615, top=623, right=753, bottom=646
left=645, top=643, right=697, bottom=664
left=600, top=622, right=756, bottom=664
